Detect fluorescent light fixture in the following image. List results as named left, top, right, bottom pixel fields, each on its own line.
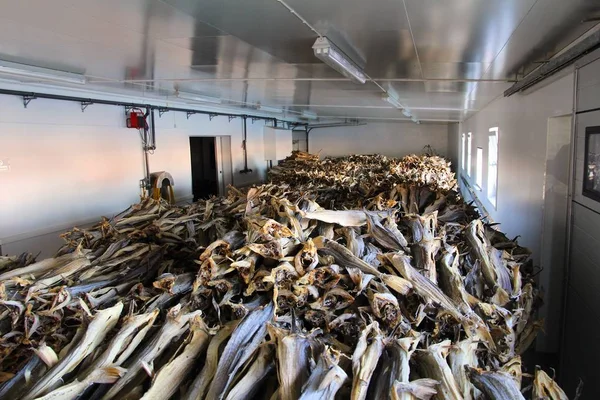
left=0, top=60, right=86, bottom=84
left=411, top=116, right=420, bottom=124
left=301, top=110, right=318, bottom=120
left=313, top=37, right=367, bottom=84
left=402, top=109, right=411, bottom=117
left=257, top=104, right=284, bottom=114
left=176, top=91, right=221, bottom=104
left=382, top=93, right=404, bottom=109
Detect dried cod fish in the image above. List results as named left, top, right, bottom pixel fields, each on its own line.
left=467, top=367, right=525, bottom=400
left=351, top=321, right=385, bottom=400
left=141, top=316, right=210, bottom=400
left=416, top=340, right=463, bottom=400
left=101, top=305, right=202, bottom=400
left=298, top=347, right=347, bottom=400
left=205, top=302, right=274, bottom=400
left=23, top=302, right=124, bottom=400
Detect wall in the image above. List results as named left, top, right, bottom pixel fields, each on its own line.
left=446, top=123, right=460, bottom=171
left=0, top=93, right=270, bottom=257
left=458, top=72, right=573, bottom=264
left=457, top=71, right=574, bottom=355
left=308, top=122, right=449, bottom=159
left=561, top=51, right=600, bottom=398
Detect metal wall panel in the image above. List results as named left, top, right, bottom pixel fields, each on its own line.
left=563, top=50, right=600, bottom=395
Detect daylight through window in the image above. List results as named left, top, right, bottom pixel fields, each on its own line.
left=488, top=127, right=499, bottom=206
left=467, top=133, right=472, bottom=176
left=476, top=147, right=483, bottom=190
left=461, top=133, right=466, bottom=170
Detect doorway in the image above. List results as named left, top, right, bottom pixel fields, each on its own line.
left=189, top=137, right=218, bottom=201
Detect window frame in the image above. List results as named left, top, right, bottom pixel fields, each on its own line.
left=488, top=127, right=499, bottom=207
left=467, top=132, right=472, bottom=176
left=475, top=147, right=483, bottom=190
left=461, top=133, right=466, bottom=170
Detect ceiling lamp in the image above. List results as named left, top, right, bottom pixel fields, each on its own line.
left=257, top=104, right=284, bottom=114
left=402, top=109, right=411, bottom=117
left=0, top=60, right=86, bottom=84
left=176, top=91, right=221, bottom=104
left=301, top=110, right=318, bottom=120
left=411, top=116, right=420, bottom=124
left=312, top=37, right=367, bottom=84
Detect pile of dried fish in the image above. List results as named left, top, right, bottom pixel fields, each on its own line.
left=0, top=152, right=573, bottom=400
left=268, top=152, right=457, bottom=209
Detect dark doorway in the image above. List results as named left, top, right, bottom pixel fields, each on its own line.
left=190, top=137, right=219, bottom=201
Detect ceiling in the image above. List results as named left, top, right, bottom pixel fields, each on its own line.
left=0, top=0, right=598, bottom=122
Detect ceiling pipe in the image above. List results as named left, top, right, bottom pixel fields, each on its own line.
left=504, top=28, right=600, bottom=96
left=0, top=88, right=304, bottom=125
left=91, top=77, right=513, bottom=83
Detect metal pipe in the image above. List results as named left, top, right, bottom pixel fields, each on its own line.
left=273, top=0, right=322, bottom=38
left=306, top=126, right=310, bottom=153
left=149, top=108, right=156, bottom=150
left=88, top=77, right=513, bottom=83
left=240, top=116, right=253, bottom=174
left=0, top=88, right=297, bottom=124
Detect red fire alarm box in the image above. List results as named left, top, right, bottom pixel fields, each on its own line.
left=127, top=110, right=146, bottom=129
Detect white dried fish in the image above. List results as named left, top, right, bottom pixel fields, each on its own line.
left=141, top=316, right=210, bottom=400
left=23, top=302, right=123, bottom=400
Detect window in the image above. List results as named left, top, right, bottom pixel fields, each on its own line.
left=488, top=127, right=499, bottom=207
left=461, top=133, right=466, bottom=170
left=476, top=147, right=483, bottom=190
left=467, top=133, right=472, bottom=176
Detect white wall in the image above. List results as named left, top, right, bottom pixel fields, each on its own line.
left=308, top=122, right=449, bottom=159
left=0, top=93, right=269, bottom=257
left=459, top=72, right=573, bottom=265
left=457, top=71, right=574, bottom=354
left=446, top=123, right=460, bottom=171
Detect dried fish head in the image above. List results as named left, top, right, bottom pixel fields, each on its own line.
left=368, top=291, right=402, bottom=327
left=294, top=239, right=319, bottom=275
left=311, top=288, right=355, bottom=311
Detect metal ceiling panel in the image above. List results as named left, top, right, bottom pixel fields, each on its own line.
left=0, top=0, right=595, bottom=123
left=284, top=0, right=420, bottom=78
left=482, top=0, right=600, bottom=79
left=405, top=0, right=538, bottom=64
left=163, top=0, right=317, bottom=64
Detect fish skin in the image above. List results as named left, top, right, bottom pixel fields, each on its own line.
left=298, top=347, right=347, bottom=400
left=415, top=340, right=464, bottom=400
left=314, top=237, right=381, bottom=277
left=79, top=310, right=159, bottom=379
left=448, top=338, right=479, bottom=400
left=205, top=302, right=274, bottom=400
left=466, top=367, right=525, bottom=400
left=0, top=247, right=89, bottom=281
left=270, top=325, right=314, bottom=400
left=22, top=302, right=124, bottom=400
left=532, top=368, right=568, bottom=400
left=183, top=321, right=238, bottom=400
left=365, top=212, right=407, bottom=252
left=140, top=316, right=210, bottom=400
left=392, top=378, right=439, bottom=400
left=101, top=306, right=202, bottom=400
left=34, top=366, right=126, bottom=400
left=0, top=355, right=45, bottom=400
left=351, top=322, right=385, bottom=400
left=225, top=345, right=274, bottom=400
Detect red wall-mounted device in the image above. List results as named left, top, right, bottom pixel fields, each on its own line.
left=126, top=110, right=146, bottom=129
